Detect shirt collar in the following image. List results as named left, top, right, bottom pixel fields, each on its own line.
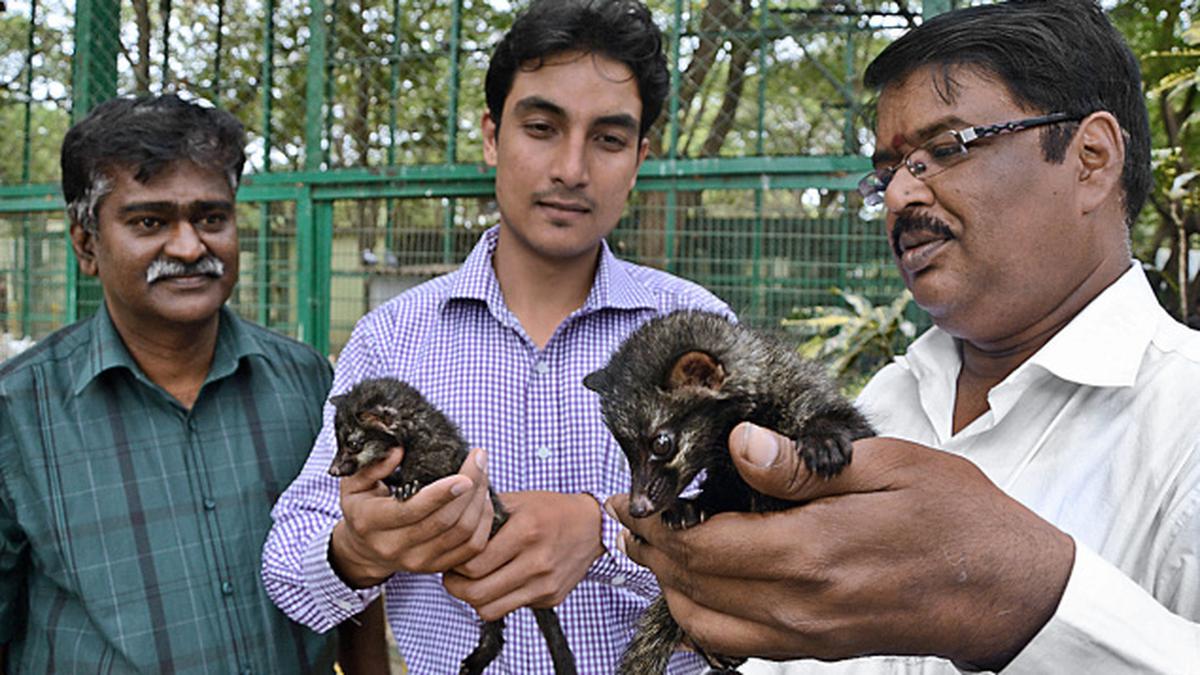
left=1027, top=263, right=1158, bottom=388
left=901, top=262, right=1158, bottom=391
left=446, top=225, right=658, bottom=315
left=72, top=303, right=264, bottom=396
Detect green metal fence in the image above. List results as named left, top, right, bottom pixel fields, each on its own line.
left=0, top=0, right=947, bottom=356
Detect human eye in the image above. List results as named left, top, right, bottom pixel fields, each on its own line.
left=595, top=131, right=631, bottom=151
left=923, top=134, right=967, bottom=162
left=523, top=120, right=556, bottom=138
left=196, top=212, right=231, bottom=232
left=128, top=216, right=165, bottom=232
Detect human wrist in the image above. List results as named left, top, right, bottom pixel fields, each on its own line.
left=956, top=525, right=1075, bottom=671
left=329, top=520, right=393, bottom=589
left=574, top=492, right=606, bottom=562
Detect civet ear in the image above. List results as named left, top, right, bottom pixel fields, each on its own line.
left=358, top=404, right=399, bottom=434
left=666, top=351, right=726, bottom=392
left=583, top=369, right=610, bottom=393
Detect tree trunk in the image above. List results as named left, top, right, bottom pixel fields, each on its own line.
left=133, top=0, right=151, bottom=94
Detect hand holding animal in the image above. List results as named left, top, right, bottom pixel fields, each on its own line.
left=328, top=377, right=577, bottom=675
left=584, top=311, right=874, bottom=673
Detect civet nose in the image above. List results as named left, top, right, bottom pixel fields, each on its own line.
left=629, top=493, right=656, bottom=518
left=328, top=459, right=357, bottom=477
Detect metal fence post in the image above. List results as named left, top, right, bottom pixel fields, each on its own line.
left=67, top=0, right=118, bottom=323
left=257, top=0, right=276, bottom=327
left=299, top=0, right=327, bottom=349
left=443, top=0, right=463, bottom=264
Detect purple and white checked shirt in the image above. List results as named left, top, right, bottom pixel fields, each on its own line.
left=262, top=226, right=732, bottom=674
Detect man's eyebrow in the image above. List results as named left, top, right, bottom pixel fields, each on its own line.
left=118, top=199, right=235, bottom=216
left=594, top=113, right=639, bottom=132
left=912, top=116, right=971, bottom=143
left=512, top=96, right=566, bottom=118
left=512, top=96, right=639, bottom=132
left=189, top=199, right=235, bottom=212
left=870, top=115, right=974, bottom=165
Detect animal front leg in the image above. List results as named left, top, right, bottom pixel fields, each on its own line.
left=381, top=468, right=423, bottom=501
left=659, top=500, right=709, bottom=530
left=795, top=416, right=854, bottom=478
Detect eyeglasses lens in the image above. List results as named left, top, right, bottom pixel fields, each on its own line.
left=859, top=131, right=968, bottom=206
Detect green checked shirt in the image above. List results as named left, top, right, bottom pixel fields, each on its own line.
left=0, top=303, right=336, bottom=674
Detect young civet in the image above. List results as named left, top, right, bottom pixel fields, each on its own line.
left=583, top=311, right=874, bottom=674
left=328, top=377, right=577, bottom=675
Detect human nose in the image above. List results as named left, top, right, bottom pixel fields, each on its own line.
left=163, top=220, right=207, bottom=261
left=882, top=160, right=934, bottom=213
left=550, top=133, right=589, bottom=188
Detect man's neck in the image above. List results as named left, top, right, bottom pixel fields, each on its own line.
left=950, top=260, right=1131, bottom=434
left=492, top=229, right=601, bottom=349
left=109, top=310, right=221, bottom=410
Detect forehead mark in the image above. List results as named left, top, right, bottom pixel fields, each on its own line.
left=890, top=134, right=908, bottom=154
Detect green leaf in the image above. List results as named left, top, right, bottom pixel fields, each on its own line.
left=1169, top=171, right=1200, bottom=200
left=1184, top=25, right=1200, bottom=47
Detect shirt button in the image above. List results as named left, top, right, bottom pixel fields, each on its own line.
left=611, top=574, right=626, bottom=587
left=203, top=498, right=217, bottom=511
left=535, top=446, right=552, bottom=460
left=534, top=361, right=550, bottom=375
left=221, top=581, right=234, bottom=595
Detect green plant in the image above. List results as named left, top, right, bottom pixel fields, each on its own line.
left=784, top=288, right=915, bottom=391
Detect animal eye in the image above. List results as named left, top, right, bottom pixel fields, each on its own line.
left=650, top=433, right=674, bottom=459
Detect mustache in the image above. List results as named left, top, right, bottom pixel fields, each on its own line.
left=890, top=212, right=954, bottom=258
left=531, top=188, right=595, bottom=211
left=145, top=255, right=225, bottom=284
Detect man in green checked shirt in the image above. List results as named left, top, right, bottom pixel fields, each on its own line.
left=0, top=95, right=385, bottom=674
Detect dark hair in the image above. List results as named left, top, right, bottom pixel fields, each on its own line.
left=864, top=0, right=1150, bottom=227
left=484, top=0, right=669, bottom=139
left=61, top=94, right=247, bottom=232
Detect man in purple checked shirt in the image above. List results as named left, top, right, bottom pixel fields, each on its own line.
left=261, top=1, right=731, bottom=672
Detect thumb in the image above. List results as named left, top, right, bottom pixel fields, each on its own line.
left=729, top=422, right=845, bottom=502
left=340, top=446, right=405, bottom=495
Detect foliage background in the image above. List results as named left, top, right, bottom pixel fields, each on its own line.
left=0, top=0, right=1197, bottom=371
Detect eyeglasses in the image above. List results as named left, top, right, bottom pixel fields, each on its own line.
left=857, top=112, right=1082, bottom=207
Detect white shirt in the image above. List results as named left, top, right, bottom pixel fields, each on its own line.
left=743, top=264, right=1200, bottom=675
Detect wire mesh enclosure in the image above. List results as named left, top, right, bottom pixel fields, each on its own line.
left=0, top=0, right=943, bottom=357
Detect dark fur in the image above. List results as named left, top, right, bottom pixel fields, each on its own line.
left=329, top=377, right=577, bottom=675
left=583, top=311, right=875, bottom=674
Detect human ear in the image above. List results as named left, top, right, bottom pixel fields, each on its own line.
left=1074, top=111, right=1124, bottom=216
left=629, top=137, right=650, bottom=192
left=69, top=221, right=99, bottom=277
left=482, top=110, right=499, bottom=168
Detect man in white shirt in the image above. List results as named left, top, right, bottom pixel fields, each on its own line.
left=607, top=1, right=1200, bottom=672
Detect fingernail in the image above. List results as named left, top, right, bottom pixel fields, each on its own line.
left=475, top=448, right=487, bottom=472
left=616, top=531, right=628, bottom=555
left=743, top=424, right=780, bottom=468
left=450, top=478, right=470, bottom=496
left=604, top=500, right=618, bottom=521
